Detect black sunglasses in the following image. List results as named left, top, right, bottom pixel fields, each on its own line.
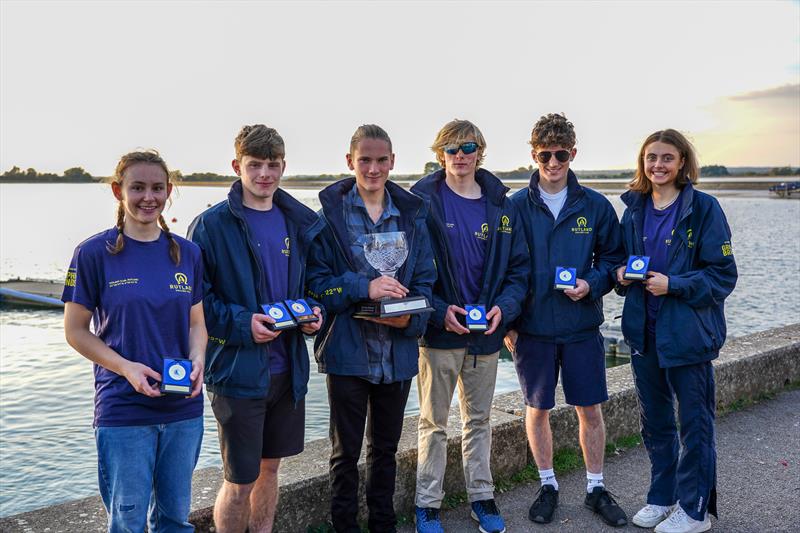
left=444, top=142, right=479, bottom=155
left=535, top=150, right=571, bottom=164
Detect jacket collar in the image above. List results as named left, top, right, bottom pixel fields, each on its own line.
left=527, top=169, right=584, bottom=206
left=622, top=182, right=695, bottom=220
left=319, top=177, right=426, bottom=221
left=411, top=168, right=509, bottom=206
left=227, top=180, right=324, bottom=242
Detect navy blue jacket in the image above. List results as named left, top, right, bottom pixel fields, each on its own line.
left=187, top=181, right=325, bottom=400
left=306, top=178, right=436, bottom=380
left=618, top=185, right=737, bottom=367
left=411, top=169, right=530, bottom=354
left=510, top=170, right=625, bottom=343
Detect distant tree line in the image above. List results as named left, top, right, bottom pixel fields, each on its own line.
left=1, top=166, right=100, bottom=183
left=4, top=163, right=797, bottom=185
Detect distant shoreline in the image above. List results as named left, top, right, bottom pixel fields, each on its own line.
left=2, top=176, right=794, bottom=192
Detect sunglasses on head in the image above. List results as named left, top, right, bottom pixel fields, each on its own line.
left=444, top=142, right=479, bottom=155
left=535, top=150, right=571, bottom=164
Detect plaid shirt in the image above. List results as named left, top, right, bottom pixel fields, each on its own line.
left=343, top=183, right=401, bottom=384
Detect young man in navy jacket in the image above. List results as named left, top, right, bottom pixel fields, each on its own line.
left=506, top=114, right=627, bottom=527
left=188, top=125, right=324, bottom=533
left=410, top=119, right=529, bottom=533
left=306, top=124, right=436, bottom=533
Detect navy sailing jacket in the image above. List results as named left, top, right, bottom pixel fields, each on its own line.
left=187, top=181, right=325, bottom=400
left=618, top=184, right=737, bottom=367
left=306, top=178, right=436, bottom=380
left=411, top=169, right=530, bottom=354
left=509, top=170, right=625, bottom=343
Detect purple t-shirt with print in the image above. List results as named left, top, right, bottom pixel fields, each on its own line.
left=439, top=180, right=488, bottom=304
left=243, top=205, right=290, bottom=375
left=61, top=228, right=204, bottom=427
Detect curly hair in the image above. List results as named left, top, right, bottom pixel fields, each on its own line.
left=529, top=113, right=577, bottom=149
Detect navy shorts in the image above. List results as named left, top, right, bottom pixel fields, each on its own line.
left=208, top=372, right=305, bottom=484
left=513, top=333, right=608, bottom=409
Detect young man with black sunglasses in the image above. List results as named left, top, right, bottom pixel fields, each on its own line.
left=410, top=119, right=529, bottom=533
left=506, top=113, right=628, bottom=528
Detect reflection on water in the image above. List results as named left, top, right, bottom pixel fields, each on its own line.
left=1, top=185, right=798, bottom=516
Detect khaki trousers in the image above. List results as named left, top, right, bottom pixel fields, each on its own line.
left=415, top=347, right=500, bottom=508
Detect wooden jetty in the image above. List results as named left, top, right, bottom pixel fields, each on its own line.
left=0, top=279, right=64, bottom=308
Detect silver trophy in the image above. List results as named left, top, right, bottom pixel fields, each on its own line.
left=354, top=231, right=433, bottom=318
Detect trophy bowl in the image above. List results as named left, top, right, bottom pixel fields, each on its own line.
left=354, top=231, right=433, bottom=319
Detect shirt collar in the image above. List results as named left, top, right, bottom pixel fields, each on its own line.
left=347, top=182, right=400, bottom=221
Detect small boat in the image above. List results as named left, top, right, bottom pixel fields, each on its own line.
left=768, top=181, right=800, bottom=198
left=0, top=279, right=64, bottom=309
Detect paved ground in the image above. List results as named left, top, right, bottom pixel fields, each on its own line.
left=400, top=388, right=800, bottom=533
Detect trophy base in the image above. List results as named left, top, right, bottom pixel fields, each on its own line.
left=353, top=295, right=434, bottom=319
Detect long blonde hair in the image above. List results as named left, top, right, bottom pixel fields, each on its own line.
left=106, top=150, right=180, bottom=265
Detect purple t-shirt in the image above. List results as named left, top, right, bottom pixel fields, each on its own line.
left=61, top=228, right=204, bottom=427
left=439, top=181, right=488, bottom=304
left=643, top=193, right=682, bottom=334
left=243, top=205, right=290, bottom=375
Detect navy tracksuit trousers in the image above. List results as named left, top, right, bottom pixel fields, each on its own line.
left=631, top=334, right=718, bottom=521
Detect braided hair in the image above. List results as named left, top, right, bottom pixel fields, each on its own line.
left=106, top=150, right=181, bottom=266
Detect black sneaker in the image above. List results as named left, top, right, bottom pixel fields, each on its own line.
left=528, top=484, right=559, bottom=524
left=584, top=486, right=628, bottom=527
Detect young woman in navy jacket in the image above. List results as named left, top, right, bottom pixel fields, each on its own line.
left=616, top=130, right=737, bottom=533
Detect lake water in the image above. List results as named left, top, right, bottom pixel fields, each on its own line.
left=1, top=183, right=799, bottom=517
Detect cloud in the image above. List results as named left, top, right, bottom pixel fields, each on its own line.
left=729, top=84, right=800, bottom=102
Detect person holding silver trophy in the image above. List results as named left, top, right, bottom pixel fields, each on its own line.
left=409, top=119, right=529, bottom=533
left=306, top=124, right=436, bottom=533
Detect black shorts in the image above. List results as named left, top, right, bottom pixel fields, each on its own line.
left=208, top=372, right=305, bottom=484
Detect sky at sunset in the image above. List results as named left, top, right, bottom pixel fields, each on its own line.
left=2, top=0, right=799, bottom=176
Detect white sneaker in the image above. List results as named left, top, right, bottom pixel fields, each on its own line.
left=632, top=504, right=674, bottom=528
left=654, top=506, right=711, bottom=533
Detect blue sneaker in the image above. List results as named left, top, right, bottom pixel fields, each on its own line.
left=470, top=499, right=506, bottom=533
left=415, top=506, right=444, bottom=533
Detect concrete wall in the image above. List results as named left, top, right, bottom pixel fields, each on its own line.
left=3, top=324, right=798, bottom=533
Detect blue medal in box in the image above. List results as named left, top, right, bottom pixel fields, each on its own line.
left=554, top=266, right=577, bottom=290
left=285, top=299, right=319, bottom=325
left=261, top=302, right=297, bottom=330
left=465, top=305, right=488, bottom=331
left=624, top=255, right=650, bottom=280
left=161, top=357, right=192, bottom=395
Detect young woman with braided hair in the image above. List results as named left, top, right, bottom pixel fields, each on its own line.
left=63, top=150, right=207, bottom=533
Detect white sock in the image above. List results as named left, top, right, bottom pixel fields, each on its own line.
left=538, top=468, right=558, bottom=490
left=586, top=471, right=604, bottom=492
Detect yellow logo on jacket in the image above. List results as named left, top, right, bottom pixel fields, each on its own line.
left=571, top=216, right=592, bottom=234
left=497, top=215, right=512, bottom=234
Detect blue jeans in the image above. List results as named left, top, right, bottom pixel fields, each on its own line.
left=95, top=416, right=203, bottom=533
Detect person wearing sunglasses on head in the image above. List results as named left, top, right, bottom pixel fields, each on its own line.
left=616, top=130, right=736, bottom=533
left=505, top=113, right=627, bottom=528
left=409, top=120, right=529, bottom=533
